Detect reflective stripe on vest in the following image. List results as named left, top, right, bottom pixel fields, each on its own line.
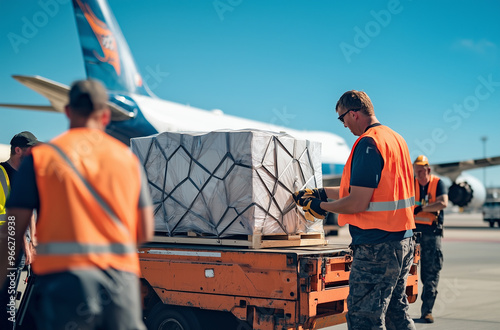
left=0, top=165, right=10, bottom=218
left=366, top=196, right=415, bottom=212
left=415, top=215, right=436, bottom=224
left=37, top=242, right=136, bottom=255
left=0, top=166, right=8, bottom=194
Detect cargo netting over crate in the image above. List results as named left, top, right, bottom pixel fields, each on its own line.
left=131, top=130, right=324, bottom=238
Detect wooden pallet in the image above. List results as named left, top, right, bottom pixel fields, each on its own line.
left=151, top=232, right=326, bottom=249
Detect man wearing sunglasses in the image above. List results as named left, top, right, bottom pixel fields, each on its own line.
left=294, top=90, right=416, bottom=329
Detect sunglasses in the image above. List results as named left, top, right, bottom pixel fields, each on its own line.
left=338, top=108, right=361, bottom=123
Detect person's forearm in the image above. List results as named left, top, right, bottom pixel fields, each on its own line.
left=0, top=209, right=32, bottom=287
left=320, top=186, right=374, bottom=214
left=320, top=195, right=370, bottom=214
left=422, top=201, right=447, bottom=213
left=422, top=196, right=448, bottom=213
left=137, top=205, right=154, bottom=244
left=29, top=213, right=37, bottom=246
left=324, top=187, right=340, bottom=200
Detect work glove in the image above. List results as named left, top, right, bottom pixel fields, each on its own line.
left=292, top=188, right=328, bottom=205
left=414, top=205, right=423, bottom=215
left=301, top=197, right=327, bottom=219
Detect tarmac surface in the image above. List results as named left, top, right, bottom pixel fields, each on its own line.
left=325, top=212, right=500, bottom=330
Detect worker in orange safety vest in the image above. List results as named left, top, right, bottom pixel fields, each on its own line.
left=0, top=79, right=154, bottom=330
left=413, top=155, right=448, bottom=324
left=293, top=90, right=416, bottom=330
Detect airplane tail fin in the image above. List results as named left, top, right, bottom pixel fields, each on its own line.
left=72, top=0, right=152, bottom=96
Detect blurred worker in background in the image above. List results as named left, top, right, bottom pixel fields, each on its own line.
left=293, top=90, right=416, bottom=330
left=413, top=155, right=448, bottom=323
left=0, top=131, right=38, bottom=330
left=1, top=132, right=39, bottom=179
left=1, top=131, right=39, bottom=232
left=0, top=79, right=154, bottom=330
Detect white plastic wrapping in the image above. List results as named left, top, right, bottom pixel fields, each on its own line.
left=131, top=130, right=324, bottom=237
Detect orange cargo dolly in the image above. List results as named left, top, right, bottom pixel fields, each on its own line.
left=139, top=241, right=419, bottom=329
left=139, top=243, right=352, bottom=329
left=139, top=241, right=419, bottom=330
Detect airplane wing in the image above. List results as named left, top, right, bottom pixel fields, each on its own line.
left=0, top=75, right=134, bottom=122
left=432, top=156, right=500, bottom=181
left=10, top=75, right=69, bottom=112
left=0, top=104, right=58, bottom=112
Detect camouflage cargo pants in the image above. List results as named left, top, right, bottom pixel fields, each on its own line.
left=346, top=237, right=416, bottom=330
left=419, top=233, right=443, bottom=317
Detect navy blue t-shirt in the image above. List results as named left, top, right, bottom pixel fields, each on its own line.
left=348, top=124, right=413, bottom=245
left=0, top=161, right=16, bottom=183
left=5, top=155, right=39, bottom=210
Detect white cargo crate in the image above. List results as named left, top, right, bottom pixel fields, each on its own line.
left=131, top=130, right=324, bottom=238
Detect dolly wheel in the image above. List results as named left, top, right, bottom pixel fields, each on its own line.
left=146, top=303, right=201, bottom=330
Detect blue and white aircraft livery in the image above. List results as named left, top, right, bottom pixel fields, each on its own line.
left=0, top=0, right=349, bottom=185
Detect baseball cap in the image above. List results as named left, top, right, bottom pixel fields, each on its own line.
left=69, top=79, right=109, bottom=115
left=10, top=131, right=38, bottom=148
left=414, top=155, right=429, bottom=166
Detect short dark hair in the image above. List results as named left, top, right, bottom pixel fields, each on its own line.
left=336, top=90, right=374, bottom=116
left=69, top=79, right=108, bottom=116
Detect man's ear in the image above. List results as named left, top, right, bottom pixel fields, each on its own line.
left=101, top=108, right=111, bottom=126
left=64, top=105, right=71, bottom=119
left=352, top=110, right=359, bottom=121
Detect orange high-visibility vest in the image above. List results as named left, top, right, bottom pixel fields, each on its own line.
left=414, top=175, right=440, bottom=225
left=338, top=125, right=415, bottom=231
left=31, top=128, right=142, bottom=275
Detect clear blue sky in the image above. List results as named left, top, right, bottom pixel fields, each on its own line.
left=1, top=0, right=499, bottom=186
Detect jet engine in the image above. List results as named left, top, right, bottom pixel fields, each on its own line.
left=446, top=174, right=486, bottom=209
left=448, top=182, right=473, bottom=207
